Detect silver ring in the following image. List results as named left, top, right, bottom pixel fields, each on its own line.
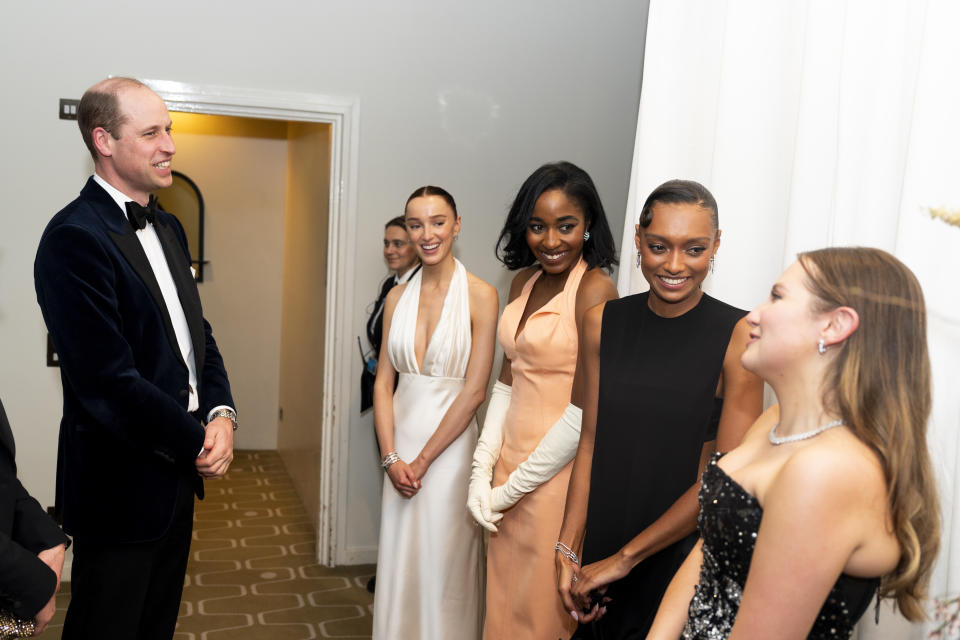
left=572, top=574, right=579, bottom=583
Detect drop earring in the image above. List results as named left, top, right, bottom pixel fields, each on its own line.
left=817, top=338, right=827, bottom=355
left=636, top=252, right=642, bottom=269
left=583, top=231, right=591, bottom=241
left=709, top=256, right=716, bottom=273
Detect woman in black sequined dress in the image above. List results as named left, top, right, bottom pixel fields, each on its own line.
left=648, top=248, right=940, bottom=640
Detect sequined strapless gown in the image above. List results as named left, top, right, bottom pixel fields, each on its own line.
left=682, top=454, right=879, bottom=639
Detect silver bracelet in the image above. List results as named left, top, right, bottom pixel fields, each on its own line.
left=381, top=451, right=400, bottom=470
left=555, top=541, right=580, bottom=565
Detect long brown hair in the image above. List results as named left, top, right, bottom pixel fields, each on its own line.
left=798, top=247, right=939, bottom=621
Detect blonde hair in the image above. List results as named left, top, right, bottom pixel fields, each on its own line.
left=798, top=247, right=939, bottom=621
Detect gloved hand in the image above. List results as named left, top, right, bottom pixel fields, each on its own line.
left=467, top=381, right=511, bottom=532
left=490, top=403, right=581, bottom=512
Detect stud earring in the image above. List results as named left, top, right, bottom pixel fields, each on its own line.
left=817, top=338, right=827, bottom=355
left=583, top=231, right=591, bottom=241
left=636, top=252, right=642, bottom=269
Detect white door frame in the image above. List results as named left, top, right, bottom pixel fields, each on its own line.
left=145, top=79, right=359, bottom=566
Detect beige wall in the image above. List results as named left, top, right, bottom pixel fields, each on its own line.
left=168, top=113, right=288, bottom=450
left=277, top=122, right=331, bottom=527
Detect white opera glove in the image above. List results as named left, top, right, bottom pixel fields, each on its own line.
left=467, top=381, right=511, bottom=532
left=490, top=403, right=582, bottom=513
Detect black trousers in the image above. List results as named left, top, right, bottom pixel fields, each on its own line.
left=62, top=470, right=195, bottom=640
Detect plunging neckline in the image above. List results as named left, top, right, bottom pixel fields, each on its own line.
left=512, top=260, right=583, bottom=344
left=413, top=268, right=457, bottom=373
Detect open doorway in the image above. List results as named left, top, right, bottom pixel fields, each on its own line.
left=147, top=80, right=360, bottom=567
left=164, top=112, right=331, bottom=536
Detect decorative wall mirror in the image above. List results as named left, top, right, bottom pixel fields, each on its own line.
left=156, top=170, right=207, bottom=282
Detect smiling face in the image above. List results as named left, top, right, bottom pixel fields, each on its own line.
left=404, top=195, right=461, bottom=266
left=742, top=261, right=824, bottom=379
left=94, top=85, right=175, bottom=203
left=635, top=201, right=719, bottom=317
left=383, top=224, right=418, bottom=275
left=526, top=189, right=587, bottom=276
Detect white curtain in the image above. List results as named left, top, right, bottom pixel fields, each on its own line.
left=621, top=1, right=960, bottom=637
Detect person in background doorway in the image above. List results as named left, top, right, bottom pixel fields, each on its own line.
left=34, top=77, right=236, bottom=640
left=361, top=217, right=421, bottom=412
left=1, top=397, right=70, bottom=637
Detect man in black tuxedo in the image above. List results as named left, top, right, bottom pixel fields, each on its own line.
left=34, top=77, right=236, bottom=639
left=0, top=398, right=69, bottom=635
left=360, top=216, right=420, bottom=412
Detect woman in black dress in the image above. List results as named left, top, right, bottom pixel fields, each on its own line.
left=555, top=180, right=764, bottom=639
left=648, top=248, right=940, bottom=639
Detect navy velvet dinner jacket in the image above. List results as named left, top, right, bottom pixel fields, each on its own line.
left=34, top=178, right=234, bottom=544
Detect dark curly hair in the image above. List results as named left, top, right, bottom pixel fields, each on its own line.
left=496, top=161, right=618, bottom=271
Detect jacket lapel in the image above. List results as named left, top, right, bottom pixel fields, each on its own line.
left=107, top=222, right=185, bottom=368
left=153, top=219, right=206, bottom=377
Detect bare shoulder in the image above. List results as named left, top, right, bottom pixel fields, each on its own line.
left=465, top=271, right=499, bottom=313
left=385, top=282, right=407, bottom=306
left=728, top=316, right=753, bottom=347
left=508, top=265, right=540, bottom=301
left=774, top=432, right=887, bottom=506
left=576, top=267, right=618, bottom=311
left=581, top=299, right=609, bottom=345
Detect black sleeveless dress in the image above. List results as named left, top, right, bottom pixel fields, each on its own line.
left=682, top=454, right=879, bottom=638
left=576, top=292, right=745, bottom=640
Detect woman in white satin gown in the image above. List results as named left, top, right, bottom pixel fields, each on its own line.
left=371, top=186, right=498, bottom=640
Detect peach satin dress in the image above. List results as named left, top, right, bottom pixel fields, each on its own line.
left=483, top=258, right=587, bottom=640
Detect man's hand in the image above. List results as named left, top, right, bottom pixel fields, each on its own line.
left=37, top=544, right=66, bottom=588
left=196, top=417, right=234, bottom=478
left=34, top=543, right=67, bottom=635
left=33, top=593, right=56, bottom=636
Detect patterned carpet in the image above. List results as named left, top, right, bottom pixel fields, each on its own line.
left=43, top=450, right=375, bottom=639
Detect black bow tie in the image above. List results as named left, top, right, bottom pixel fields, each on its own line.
left=126, top=195, right=158, bottom=231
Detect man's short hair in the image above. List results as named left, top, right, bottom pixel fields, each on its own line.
left=77, top=77, right=147, bottom=161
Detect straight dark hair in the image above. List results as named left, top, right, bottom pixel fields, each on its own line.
left=496, top=161, right=618, bottom=271
left=385, top=216, right=406, bottom=230
left=639, top=179, right=719, bottom=232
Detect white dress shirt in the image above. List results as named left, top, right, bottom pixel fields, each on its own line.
left=93, top=174, right=214, bottom=418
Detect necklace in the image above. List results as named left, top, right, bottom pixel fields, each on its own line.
left=768, top=419, right=845, bottom=445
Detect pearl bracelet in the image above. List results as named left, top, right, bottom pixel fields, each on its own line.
left=381, top=451, right=400, bottom=470
left=555, top=541, right=580, bottom=565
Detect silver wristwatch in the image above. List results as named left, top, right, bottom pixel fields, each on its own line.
left=209, top=408, right=239, bottom=431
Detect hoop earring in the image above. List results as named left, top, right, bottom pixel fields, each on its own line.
left=583, top=231, right=591, bottom=241
left=817, top=338, right=827, bottom=355
left=636, top=252, right=641, bottom=269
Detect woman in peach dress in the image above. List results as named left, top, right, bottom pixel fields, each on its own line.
left=467, top=162, right=618, bottom=639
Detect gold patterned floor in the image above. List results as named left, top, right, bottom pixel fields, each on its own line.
left=43, top=450, right=375, bottom=639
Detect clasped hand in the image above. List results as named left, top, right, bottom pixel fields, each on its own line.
left=558, top=552, right=626, bottom=622
left=196, top=416, right=234, bottom=478
left=34, top=543, right=66, bottom=635
left=387, top=456, right=427, bottom=498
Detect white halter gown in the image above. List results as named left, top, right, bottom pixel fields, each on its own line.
left=372, top=259, right=482, bottom=640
